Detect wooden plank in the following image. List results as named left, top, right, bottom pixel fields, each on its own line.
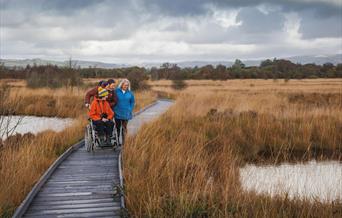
left=43, top=180, right=108, bottom=185
left=60, top=156, right=117, bottom=159
left=44, top=183, right=114, bottom=188
left=28, top=202, right=119, bottom=211
left=24, top=206, right=120, bottom=215
left=39, top=187, right=114, bottom=194
left=50, top=173, right=116, bottom=178
left=24, top=211, right=120, bottom=218
left=36, top=192, right=95, bottom=197
left=33, top=195, right=120, bottom=202
left=59, top=163, right=116, bottom=167
left=52, top=170, right=117, bottom=175
left=32, top=198, right=115, bottom=206
left=47, top=179, right=120, bottom=184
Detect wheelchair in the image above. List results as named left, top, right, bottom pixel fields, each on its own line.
left=84, top=118, right=119, bottom=152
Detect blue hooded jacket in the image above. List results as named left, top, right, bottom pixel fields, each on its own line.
left=113, top=88, right=135, bottom=120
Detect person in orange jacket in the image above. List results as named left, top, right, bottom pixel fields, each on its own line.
left=88, top=87, right=114, bottom=146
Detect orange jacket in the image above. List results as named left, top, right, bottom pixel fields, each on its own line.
left=88, top=97, right=114, bottom=121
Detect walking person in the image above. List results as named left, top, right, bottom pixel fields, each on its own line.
left=85, top=79, right=118, bottom=109
left=105, top=79, right=118, bottom=108
left=88, top=87, right=115, bottom=146
left=113, top=79, right=135, bottom=146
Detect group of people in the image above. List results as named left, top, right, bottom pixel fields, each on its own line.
left=85, top=78, right=135, bottom=146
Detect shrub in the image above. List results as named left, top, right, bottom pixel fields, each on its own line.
left=171, top=80, right=187, bottom=90
left=126, top=67, right=150, bottom=91
left=25, top=65, right=83, bottom=88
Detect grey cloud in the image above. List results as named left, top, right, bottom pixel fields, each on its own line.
left=1, top=0, right=148, bottom=40
left=299, top=10, right=342, bottom=38
left=146, top=0, right=341, bottom=17
left=2, top=0, right=340, bottom=18
left=41, top=0, right=106, bottom=13
left=0, top=0, right=341, bottom=62
left=236, top=7, right=284, bottom=34
left=1, top=0, right=106, bottom=12
left=168, top=7, right=285, bottom=45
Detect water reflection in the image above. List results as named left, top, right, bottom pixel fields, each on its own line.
left=0, top=116, right=73, bottom=139
left=240, top=160, right=342, bottom=202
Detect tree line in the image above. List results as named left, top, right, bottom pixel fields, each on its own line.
left=150, top=59, right=342, bottom=80
left=0, top=58, right=341, bottom=87
left=0, top=64, right=149, bottom=90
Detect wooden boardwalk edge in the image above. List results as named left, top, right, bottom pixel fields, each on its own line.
left=12, top=99, right=173, bottom=217
left=12, top=140, right=84, bottom=218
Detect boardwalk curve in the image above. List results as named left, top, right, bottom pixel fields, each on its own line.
left=13, top=100, right=173, bottom=218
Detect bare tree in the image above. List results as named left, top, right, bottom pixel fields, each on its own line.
left=67, top=56, right=78, bottom=69
left=0, top=115, right=23, bottom=139
left=0, top=85, right=24, bottom=140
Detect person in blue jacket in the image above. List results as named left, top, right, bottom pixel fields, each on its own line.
left=114, top=79, right=135, bottom=146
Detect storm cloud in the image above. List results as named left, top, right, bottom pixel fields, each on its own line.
left=0, top=0, right=341, bottom=63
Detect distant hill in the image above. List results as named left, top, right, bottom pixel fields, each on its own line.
left=1, top=54, right=341, bottom=69
left=285, top=54, right=342, bottom=66
left=0, top=58, right=127, bottom=69
left=141, top=54, right=341, bottom=68
left=137, top=61, right=235, bottom=68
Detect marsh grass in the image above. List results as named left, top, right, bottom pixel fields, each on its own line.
left=1, top=78, right=341, bottom=217
left=0, top=117, right=86, bottom=216
left=124, top=79, right=342, bottom=217
left=0, top=80, right=157, bottom=216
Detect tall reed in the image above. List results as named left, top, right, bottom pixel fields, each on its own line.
left=124, top=79, right=342, bottom=217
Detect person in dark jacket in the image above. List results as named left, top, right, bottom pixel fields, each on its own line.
left=106, top=79, right=118, bottom=108
left=114, top=79, right=135, bottom=146
left=84, top=79, right=118, bottom=108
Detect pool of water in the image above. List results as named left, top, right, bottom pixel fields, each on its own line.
left=0, top=116, right=74, bottom=140
left=240, top=160, right=342, bottom=202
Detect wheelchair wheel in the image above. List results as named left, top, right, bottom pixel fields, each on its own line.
left=85, top=125, right=93, bottom=152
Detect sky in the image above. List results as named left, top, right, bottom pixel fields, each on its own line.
left=0, top=0, right=341, bottom=63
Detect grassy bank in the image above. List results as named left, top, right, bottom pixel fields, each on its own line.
left=0, top=80, right=157, bottom=216
left=124, top=79, right=342, bottom=217
left=0, top=118, right=85, bottom=217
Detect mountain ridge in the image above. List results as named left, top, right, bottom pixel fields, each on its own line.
left=1, top=54, right=341, bottom=69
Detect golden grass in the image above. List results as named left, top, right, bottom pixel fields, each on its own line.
left=0, top=79, right=26, bottom=88
left=0, top=118, right=86, bottom=216
left=149, top=78, right=342, bottom=93
left=124, top=79, right=342, bottom=217
left=1, top=78, right=341, bottom=217
left=134, top=90, right=158, bottom=112
left=0, top=80, right=157, bottom=217
left=3, top=79, right=158, bottom=117
left=7, top=88, right=83, bottom=118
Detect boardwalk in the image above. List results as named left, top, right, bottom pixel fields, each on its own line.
left=15, top=100, right=173, bottom=218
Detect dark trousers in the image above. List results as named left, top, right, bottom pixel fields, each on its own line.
left=92, top=120, right=114, bottom=137
left=115, top=119, right=128, bottom=139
